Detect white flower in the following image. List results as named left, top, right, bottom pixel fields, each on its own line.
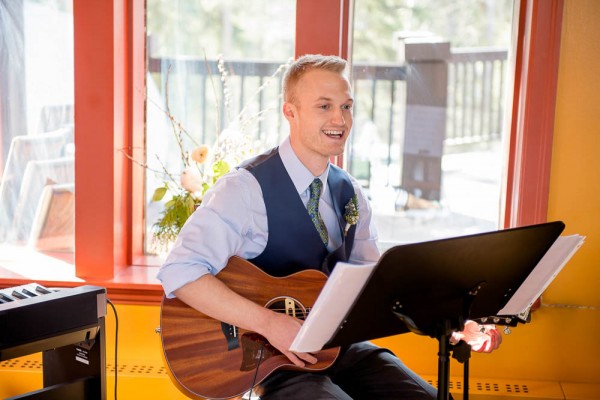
left=180, top=167, right=204, bottom=193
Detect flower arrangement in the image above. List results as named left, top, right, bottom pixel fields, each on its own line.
left=149, top=126, right=252, bottom=251
left=130, top=56, right=290, bottom=253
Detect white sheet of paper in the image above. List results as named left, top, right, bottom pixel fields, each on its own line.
left=498, top=234, right=585, bottom=316
left=289, top=261, right=376, bottom=353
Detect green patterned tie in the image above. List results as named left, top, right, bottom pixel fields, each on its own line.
left=307, top=178, right=328, bottom=245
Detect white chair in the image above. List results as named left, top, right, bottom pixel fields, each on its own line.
left=0, top=127, right=73, bottom=242
left=9, top=157, right=74, bottom=244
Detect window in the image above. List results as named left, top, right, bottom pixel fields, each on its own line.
left=0, top=0, right=75, bottom=275
left=143, top=0, right=295, bottom=254
left=348, top=0, right=514, bottom=250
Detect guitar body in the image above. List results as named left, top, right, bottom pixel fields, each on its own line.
left=160, top=256, right=340, bottom=399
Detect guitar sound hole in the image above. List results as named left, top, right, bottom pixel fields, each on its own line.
left=265, top=296, right=307, bottom=320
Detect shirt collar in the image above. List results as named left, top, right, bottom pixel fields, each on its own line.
left=279, top=137, right=330, bottom=195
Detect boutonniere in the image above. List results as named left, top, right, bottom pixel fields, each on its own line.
left=343, top=194, right=359, bottom=236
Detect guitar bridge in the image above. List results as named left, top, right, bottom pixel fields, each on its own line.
left=221, top=322, right=239, bottom=351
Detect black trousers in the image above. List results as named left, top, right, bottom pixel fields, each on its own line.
left=258, top=342, right=438, bottom=400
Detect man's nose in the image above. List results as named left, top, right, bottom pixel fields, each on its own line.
left=331, top=109, right=345, bottom=125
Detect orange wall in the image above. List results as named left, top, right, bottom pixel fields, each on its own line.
left=377, top=0, right=600, bottom=384
left=544, top=0, right=600, bottom=380
left=548, top=0, right=600, bottom=304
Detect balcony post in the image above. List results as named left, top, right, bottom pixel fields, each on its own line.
left=397, top=35, right=450, bottom=201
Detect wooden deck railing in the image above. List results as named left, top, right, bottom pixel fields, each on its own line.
left=147, top=47, right=508, bottom=188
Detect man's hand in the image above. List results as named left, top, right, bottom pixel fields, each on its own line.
left=175, top=274, right=320, bottom=367
left=451, top=320, right=502, bottom=353
left=261, top=311, right=318, bottom=367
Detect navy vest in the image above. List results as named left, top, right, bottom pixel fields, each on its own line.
left=239, top=147, right=357, bottom=277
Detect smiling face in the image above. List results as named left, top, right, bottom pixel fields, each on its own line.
left=283, top=69, right=354, bottom=176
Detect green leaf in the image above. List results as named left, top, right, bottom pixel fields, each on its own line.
left=186, top=194, right=196, bottom=212
left=152, top=186, right=168, bottom=202
left=164, top=198, right=175, bottom=208
left=212, top=160, right=230, bottom=178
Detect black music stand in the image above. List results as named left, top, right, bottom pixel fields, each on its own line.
left=324, top=221, right=566, bottom=400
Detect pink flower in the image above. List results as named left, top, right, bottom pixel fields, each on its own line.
left=190, top=145, right=209, bottom=164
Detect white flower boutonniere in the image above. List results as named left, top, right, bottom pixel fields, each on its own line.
left=343, top=194, right=359, bottom=236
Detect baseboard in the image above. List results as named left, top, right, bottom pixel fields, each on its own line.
left=421, top=375, right=565, bottom=399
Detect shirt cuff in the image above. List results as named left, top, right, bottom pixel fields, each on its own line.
left=157, top=264, right=211, bottom=298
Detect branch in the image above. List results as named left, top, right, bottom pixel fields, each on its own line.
left=165, top=64, right=190, bottom=168
left=118, top=147, right=180, bottom=188
left=205, top=52, right=221, bottom=138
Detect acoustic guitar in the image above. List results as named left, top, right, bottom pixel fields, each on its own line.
left=160, top=256, right=340, bottom=399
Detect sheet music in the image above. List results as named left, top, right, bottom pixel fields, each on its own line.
left=498, top=234, right=585, bottom=317
left=290, top=261, right=376, bottom=353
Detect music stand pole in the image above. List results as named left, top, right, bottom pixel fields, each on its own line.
left=436, top=324, right=452, bottom=400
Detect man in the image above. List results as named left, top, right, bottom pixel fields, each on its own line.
left=158, top=54, right=500, bottom=399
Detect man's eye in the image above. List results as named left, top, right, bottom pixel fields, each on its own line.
left=319, top=104, right=331, bottom=110
left=342, top=104, right=353, bottom=111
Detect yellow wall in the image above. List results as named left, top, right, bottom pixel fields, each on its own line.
left=548, top=0, right=600, bottom=305
left=545, top=0, right=600, bottom=380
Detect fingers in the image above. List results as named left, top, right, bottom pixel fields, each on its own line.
left=455, top=322, right=503, bottom=353
left=282, top=351, right=305, bottom=367
left=282, top=350, right=318, bottom=367
left=262, top=312, right=320, bottom=367
left=471, top=326, right=502, bottom=353
left=487, top=327, right=503, bottom=351
left=301, top=352, right=318, bottom=364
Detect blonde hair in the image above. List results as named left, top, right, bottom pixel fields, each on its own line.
left=283, top=54, right=348, bottom=104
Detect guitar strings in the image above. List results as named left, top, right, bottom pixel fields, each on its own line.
left=267, top=307, right=313, bottom=314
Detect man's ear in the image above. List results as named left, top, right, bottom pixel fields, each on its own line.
left=283, top=102, right=295, bottom=120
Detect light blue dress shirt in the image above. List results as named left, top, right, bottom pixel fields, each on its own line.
left=157, top=138, right=380, bottom=297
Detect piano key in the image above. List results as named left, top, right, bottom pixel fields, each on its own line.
left=22, top=289, right=38, bottom=297
left=11, top=291, right=28, bottom=300
left=36, top=286, right=52, bottom=295
left=0, top=293, right=14, bottom=302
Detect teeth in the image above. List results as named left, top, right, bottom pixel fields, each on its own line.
left=323, top=130, right=343, bottom=137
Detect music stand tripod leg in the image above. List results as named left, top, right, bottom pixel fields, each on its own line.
left=436, top=321, right=453, bottom=400
left=391, top=308, right=464, bottom=400
left=436, top=318, right=475, bottom=400
left=449, top=339, right=473, bottom=400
